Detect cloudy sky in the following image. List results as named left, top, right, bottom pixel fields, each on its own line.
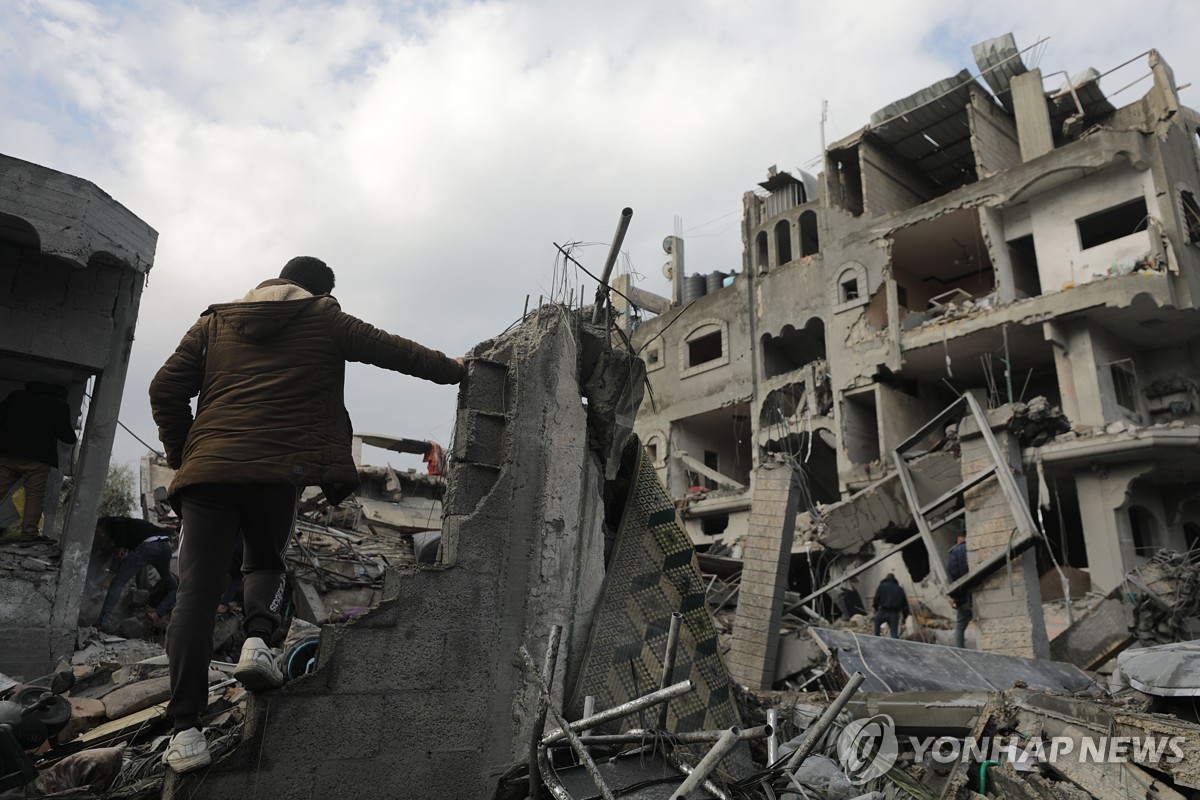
left=2, top=0, right=1197, bottom=474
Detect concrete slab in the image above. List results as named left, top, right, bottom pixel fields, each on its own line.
left=810, top=627, right=1096, bottom=693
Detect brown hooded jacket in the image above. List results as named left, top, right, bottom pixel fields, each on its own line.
left=149, top=279, right=463, bottom=504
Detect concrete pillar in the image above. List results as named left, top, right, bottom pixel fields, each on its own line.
left=1046, top=319, right=1108, bottom=428
left=728, top=460, right=798, bottom=689
left=1074, top=463, right=1155, bottom=592
left=960, top=426, right=1049, bottom=659
left=50, top=268, right=144, bottom=640
left=1012, top=69, right=1054, bottom=162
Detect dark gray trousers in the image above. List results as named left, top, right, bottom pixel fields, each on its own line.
left=167, top=483, right=298, bottom=732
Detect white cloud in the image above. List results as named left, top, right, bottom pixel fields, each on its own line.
left=0, top=0, right=1193, bottom=470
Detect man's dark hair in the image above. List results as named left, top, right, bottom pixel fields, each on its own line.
left=280, top=256, right=335, bottom=295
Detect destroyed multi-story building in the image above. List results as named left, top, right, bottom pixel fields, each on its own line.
left=619, top=35, right=1200, bottom=675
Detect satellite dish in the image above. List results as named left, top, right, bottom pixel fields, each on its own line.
left=662, top=236, right=673, bottom=255
left=662, top=261, right=673, bottom=280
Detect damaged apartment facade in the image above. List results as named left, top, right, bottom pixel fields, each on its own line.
left=621, top=35, right=1200, bottom=672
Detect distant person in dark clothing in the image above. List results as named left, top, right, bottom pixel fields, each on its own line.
left=96, top=516, right=179, bottom=630
left=0, top=382, right=77, bottom=540
left=948, top=532, right=972, bottom=648
left=836, top=586, right=867, bottom=620
left=872, top=574, right=910, bottom=639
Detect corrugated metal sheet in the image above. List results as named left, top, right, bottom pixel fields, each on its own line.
left=868, top=70, right=979, bottom=189
left=972, top=32, right=1027, bottom=112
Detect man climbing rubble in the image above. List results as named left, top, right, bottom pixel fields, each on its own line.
left=871, top=573, right=909, bottom=639
left=948, top=530, right=972, bottom=648
left=95, top=515, right=179, bottom=632
left=149, top=256, right=465, bottom=773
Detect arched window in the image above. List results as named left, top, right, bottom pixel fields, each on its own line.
left=800, top=210, right=820, bottom=256
left=775, top=219, right=793, bottom=265
left=833, top=262, right=868, bottom=311
left=644, top=433, right=666, bottom=467
left=679, top=320, right=730, bottom=377
left=756, top=230, right=769, bottom=273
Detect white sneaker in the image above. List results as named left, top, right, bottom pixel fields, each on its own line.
left=163, top=727, right=210, bottom=773
left=234, top=636, right=284, bottom=691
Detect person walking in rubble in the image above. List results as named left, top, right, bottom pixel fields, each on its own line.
left=871, top=573, right=909, bottom=639
left=948, top=531, right=972, bottom=648
left=0, top=382, right=77, bottom=542
left=95, top=515, right=179, bottom=631
left=149, top=256, right=465, bottom=773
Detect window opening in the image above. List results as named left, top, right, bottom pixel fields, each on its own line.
left=1077, top=198, right=1149, bottom=250
left=1182, top=191, right=1200, bottom=244
left=702, top=450, right=720, bottom=491
left=687, top=331, right=722, bottom=366
left=841, top=279, right=860, bottom=302
left=1108, top=359, right=1139, bottom=414
left=799, top=210, right=820, bottom=256
left=1128, top=505, right=1157, bottom=555
left=775, top=220, right=793, bottom=265
left=1008, top=234, right=1042, bottom=298
left=843, top=390, right=880, bottom=464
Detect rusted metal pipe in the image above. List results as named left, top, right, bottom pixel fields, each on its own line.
left=784, top=671, right=866, bottom=772
left=657, top=612, right=683, bottom=731
left=669, top=727, right=740, bottom=800
left=541, top=679, right=695, bottom=745
left=766, top=709, right=779, bottom=764
left=573, top=724, right=772, bottom=747
left=591, top=207, right=633, bottom=323
left=665, top=752, right=732, bottom=800
left=519, top=646, right=616, bottom=800
left=528, top=625, right=563, bottom=800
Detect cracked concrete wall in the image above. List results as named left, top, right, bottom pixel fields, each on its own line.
left=167, top=309, right=640, bottom=800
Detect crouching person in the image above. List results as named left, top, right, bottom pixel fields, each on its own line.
left=149, top=257, right=464, bottom=772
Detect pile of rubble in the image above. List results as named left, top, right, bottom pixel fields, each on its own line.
left=0, top=631, right=245, bottom=798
